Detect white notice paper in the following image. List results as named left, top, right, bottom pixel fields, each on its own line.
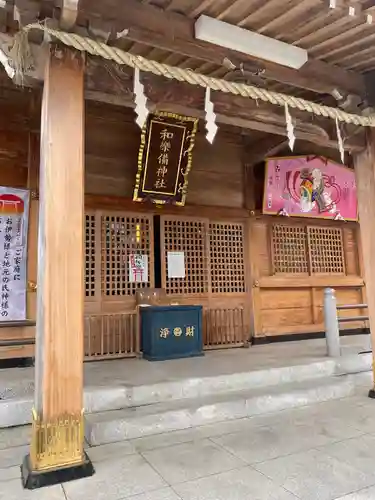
left=167, top=251, right=185, bottom=279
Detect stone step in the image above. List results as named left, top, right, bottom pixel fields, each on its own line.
left=84, top=354, right=372, bottom=415
left=85, top=375, right=357, bottom=446
left=83, top=358, right=340, bottom=414
left=0, top=353, right=371, bottom=428
left=80, top=353, right=372, bottom=415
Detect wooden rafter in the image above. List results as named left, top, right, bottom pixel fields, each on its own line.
left=362, top=0, right=375, bottom=9
left=0, top=27, right=365, bottom=153
left=1, top=0, right=369, bottom=98
left=244, top=136, right=289, bottom=168
left=77, top=0, right=365, bottom=98
left=13, top=0, right=40, bottom=27
left=59, top=0, right=79, bottom=30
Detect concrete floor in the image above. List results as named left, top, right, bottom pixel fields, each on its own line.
left=0, top=334, right=371, bottom=400
left=1, top=371, right=375, bottom=499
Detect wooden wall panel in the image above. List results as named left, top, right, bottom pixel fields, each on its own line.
left=0, top=130, right=28, bottom=188
left=26, top=132, right=39, bottom=323
left=343, top=226, right=359, bottom=276
left=27, top=199, right=38, bottom=322
left=335, top=288, right=366, bottom=329
left=187, top=169, right=243, bottom=207
left=0, top=162, right=27, bottom=188
left=85, top=104, right=138, bottom=197
left=334, top=288, right=362, bottom=307
left=187, top=136, right=243, bottom=208
left=85, top=163, right=135, bottom=197
left=260, top=289, right=311, bottom=310
left=252, top=221, right=271, bottom=277
left=311, top=287, right=365, bottom=327
left=311, top=288, right=327, bottom=325
left=250, top=216, right=365, bottom=337
left=262, top=307, right=313, bottom=329
left=0, top=87, right=34, bottom=132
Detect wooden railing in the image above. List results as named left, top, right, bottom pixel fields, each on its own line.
left=324, top=287, right=370, bottom=357
left=203, top=307, right=247, bottom=349
left=84, top=311, right=139, bottom=361
left=84, top=306, right=248, bottom=360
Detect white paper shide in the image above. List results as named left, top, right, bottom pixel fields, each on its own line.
left=0, top=187, right=29, bottom=321
left=134, top=67, right=149, bottom=129
left=204, top=87, right=218, bottom=144
left=335, top=118, right=345, bottom=163
left=284, top=103, right=295, bottom=152
left=167, top=251, right=185, bottom=279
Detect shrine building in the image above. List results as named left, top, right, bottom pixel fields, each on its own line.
left=0, top=0, right=374, bottom=489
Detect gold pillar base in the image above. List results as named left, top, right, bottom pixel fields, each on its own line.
left=30, top=408, right=85, bottom=472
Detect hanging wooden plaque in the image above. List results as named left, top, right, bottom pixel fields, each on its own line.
left=133, top=112, right=198, bottom=206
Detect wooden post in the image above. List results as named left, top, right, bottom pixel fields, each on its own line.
left=26, top=132, right=39, bottom=323
left=21, top=46, right=94, bottom=489
left=354, top=129, right=375, bottom=398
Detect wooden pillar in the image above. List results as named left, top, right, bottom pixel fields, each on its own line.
left=26, top=132, right=39, bottom=322
left=354, top=129, right=375, bottom=398
left=22, top=46, right=94, bottom=489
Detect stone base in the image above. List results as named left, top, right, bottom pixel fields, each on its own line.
left=368, top=388, right=375, bottom=399
left=0, top=357, right=34, bottom=369
left=21, top=452, right=95, bottom=490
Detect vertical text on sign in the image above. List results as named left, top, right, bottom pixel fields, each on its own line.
left=154, top=128, right=174, bottom=191
left=133, top=112, right=198, bottom=206
left=0, top=188, right=29, bottom=321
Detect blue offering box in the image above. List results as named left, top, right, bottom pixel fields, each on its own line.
left=140, top=305, right=203, bottom=361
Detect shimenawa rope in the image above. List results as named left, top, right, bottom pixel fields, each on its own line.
left=9, top=22, right=375, bottom=128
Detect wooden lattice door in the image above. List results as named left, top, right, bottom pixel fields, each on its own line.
left=160, top=215, right=249, bottom=348
left=307, top=226, right=345, bottom=274
left=101, top=212, right=154, bottom=301
left=160, top=215, right=209, bottom=297
left=209, top=222, right=246, bottom=294
left=85, top=212, right=98, bottom=303
left=207, top=221, right=248, bottom=346
left=270, top=223, right=345, bottom=276
left=84, top=210, right=154, bottom=359
left=271, top=224, right=309, bottom=274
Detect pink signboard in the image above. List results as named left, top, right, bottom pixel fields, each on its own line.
left=262, top=155, right=358, bottom=221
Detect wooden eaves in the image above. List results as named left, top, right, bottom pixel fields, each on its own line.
left=2, top=0, right=374, bottom=154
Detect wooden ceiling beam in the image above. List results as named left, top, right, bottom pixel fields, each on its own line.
left=241, top=134, right=289, bottom=211
left=77, top=0, right=366, bottom=98
left=362, top=70, right=375, bottom=108
left=13, top=0, right=41, bottom=27
left=357, top=0, right=375, bottom=10
left=0, top=35, right=364, bottom=152
left=7, top=0, right=367, bottom=97
left=59, top=0, right=79, bottom=30
left=87, top=91, right=358, bottom=152
left=0, top=1, right=8, bottom=33
left=243, top=136, right=289, bottom=168
left=84, top=59, right=365, bottom=151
